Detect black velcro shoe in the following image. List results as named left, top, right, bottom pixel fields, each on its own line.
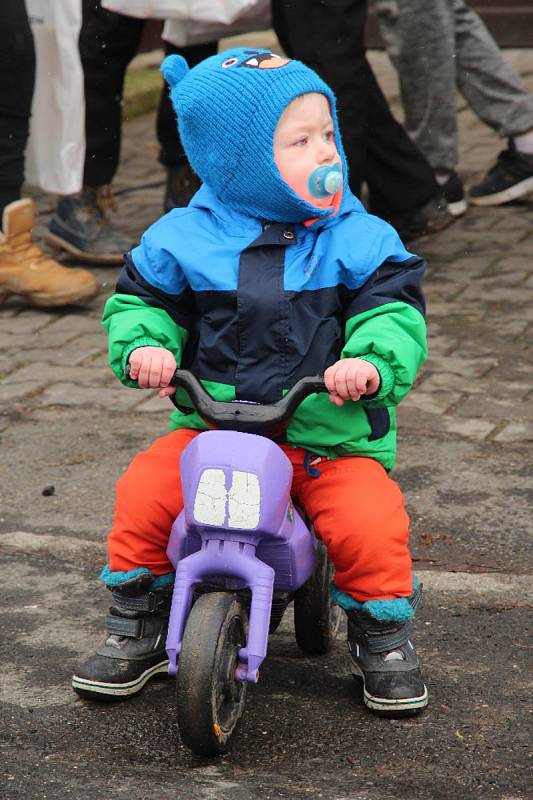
left=72, top=585, right=171, bottom=701
left=347, top=612, right=428, bottom=716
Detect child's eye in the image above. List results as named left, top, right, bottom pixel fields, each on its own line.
left=324, top=129, right=334, bottom=141
left=294, top=137, right=308, bottom=147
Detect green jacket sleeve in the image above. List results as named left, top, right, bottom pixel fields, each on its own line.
left=342, top=255, right=428, bottom=407
left=343, top=302, right=427, bottom=406
left=101, top=294, right=189, bottom=388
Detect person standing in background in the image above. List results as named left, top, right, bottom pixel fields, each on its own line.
left=271, top=0, right=455, bottom=241
left=47, top=0, right=218, bottom=265
left=375, top=0, right=533, bottom=214
left=0, top=0, right=98, bottom=308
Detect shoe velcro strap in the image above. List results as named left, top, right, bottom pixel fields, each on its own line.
left=106, top=613, right=167, bottom=639
left=106, top=615, right=145, bottom=639
left=110, top=591, right=164, bottom=614
left=363, top=621, right=413, bottom=654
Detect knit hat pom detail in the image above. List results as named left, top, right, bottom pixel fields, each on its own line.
left=161, top=54, right=189, bottom=88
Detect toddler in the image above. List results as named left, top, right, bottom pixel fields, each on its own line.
left=73, top=48, right=429, bottom=715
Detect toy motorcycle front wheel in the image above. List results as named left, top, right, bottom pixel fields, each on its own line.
left=177, top=592, right=248, bottom=756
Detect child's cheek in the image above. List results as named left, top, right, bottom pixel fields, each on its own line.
left=278, top=162, right=332, bottom=208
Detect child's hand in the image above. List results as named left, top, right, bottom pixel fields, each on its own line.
left=128, top=346, right=177, bottom=397
left=324, top=358, right=380, bottom=406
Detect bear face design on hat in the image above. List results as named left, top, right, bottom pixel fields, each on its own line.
left=161, top=48, right=348, bottom=224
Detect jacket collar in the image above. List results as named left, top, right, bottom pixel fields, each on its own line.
left=189, top=183, right=368, bottom=237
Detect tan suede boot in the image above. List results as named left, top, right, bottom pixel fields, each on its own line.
left=0, top=199, right=99, bottom=308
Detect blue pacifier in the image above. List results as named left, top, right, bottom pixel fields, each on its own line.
left=308, top=163, right=342, bottom=199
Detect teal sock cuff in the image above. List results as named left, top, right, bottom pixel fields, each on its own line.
left=100, top=565, right=175, bottom=590
left=330, top=575, right=421, bottom=623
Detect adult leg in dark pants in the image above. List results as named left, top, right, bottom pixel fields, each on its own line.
left=48, top=0, right=217, bottom=262
left=158, top=41, right=218, bottom=211
left=0, top=0, right=98, bottom=307
left=47, top=1, right=143, bottom=262
left=0, top=0, right=35, bottom=219
left=272, top=0, right=453, bottom=239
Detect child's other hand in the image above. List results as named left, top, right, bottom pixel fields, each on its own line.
left=324, top=358, right=380, bottom=406
left=128, top=346, right=177, bottom=396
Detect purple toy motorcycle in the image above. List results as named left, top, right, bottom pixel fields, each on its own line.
left=164, top=371, right=342, bottom=756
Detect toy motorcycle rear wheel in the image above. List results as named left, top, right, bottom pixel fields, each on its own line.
left=177, top=591, right=248, bottom=756
left=293, top=539, right=342, bottom=654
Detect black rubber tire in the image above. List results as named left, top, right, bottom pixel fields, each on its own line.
left=293, top=540, right=342, bottom=655
left=176, top=592, right=248, bottom=756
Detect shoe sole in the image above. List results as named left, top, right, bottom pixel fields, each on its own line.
left=350, top=662, right=428, bottom=714
left=447, top=198, right=468, bottom=217
left=0, top=284, right=99, bottom=308
left=45, top=231, right=126, bottom=265
left=72, top=658, right=169, bottom=700
left=469, top=175, right=533, bottom=206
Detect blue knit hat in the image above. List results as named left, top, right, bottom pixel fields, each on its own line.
left=161, top=48, right=348, bottom=223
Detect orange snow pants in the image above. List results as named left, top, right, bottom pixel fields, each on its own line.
left=108, top=429, right=412, bottom=601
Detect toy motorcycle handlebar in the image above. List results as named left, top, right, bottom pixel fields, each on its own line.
left=168, top=370, right=328, bottom=433
left=125, top=363, right=327, bottom=433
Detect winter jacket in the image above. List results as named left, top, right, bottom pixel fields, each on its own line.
left=102, top=184, right=427, bottom=470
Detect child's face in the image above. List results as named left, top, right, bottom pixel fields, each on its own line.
left=274, top=92, right=341, bottom=210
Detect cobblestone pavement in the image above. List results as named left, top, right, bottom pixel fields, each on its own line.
left=1, top=45, right=532, bottom=800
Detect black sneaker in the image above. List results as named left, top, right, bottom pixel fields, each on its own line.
left=72, top=581, right=171, bottom=701
left=435, top=169, right=467, bottom=217
left=389, top=193, right=455, bottom=242
left=163, top=162, right=201, bottom=213
left=469, top=141, right=533, bottom=206
left=347, top=611, right=428, bottom=715
left=47, top=186, right=132, bottom=264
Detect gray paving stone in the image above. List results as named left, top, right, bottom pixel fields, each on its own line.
left=426, top=335, right=457, bottom=356
left=4, top=347, right=102, bottom=367
left=4, top=329, right=83, bottom=350
left=0, top=314, right=53, bottom=334
left=426, top=300, right=483, bottom=320
left=402, top=390, right=457, bottom=415
left=419, top=372, right=531, bottom=397
left=1, top=364, right=111, bottom=386
left=45, top=314, right=102, bottom=334
left=0, top=380, right=45, bottom=402
left=37, top=383, right=145, bottom=410
left=425, top=355, right=497, bottom=378
left=454, top=396, right=533, bottom=421
left=135, top=391, right=174, bottom=414
left=438, top=416, right=498, bottom=439
left=493, top=421, right=533, bottom=442
left=398, top=405, right=497, bottom=439
left=447, top=255, right=499, bottom=278
left=420, top=371, right=486, bottom=394
left=460, top=284, right=531, bottom=304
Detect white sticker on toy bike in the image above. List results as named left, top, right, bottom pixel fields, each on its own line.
left=194, top=468, right=261, bottom=529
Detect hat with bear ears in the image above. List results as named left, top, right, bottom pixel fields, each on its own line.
left=161, top=48, right=348, bottom=224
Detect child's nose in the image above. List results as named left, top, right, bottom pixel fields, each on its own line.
left=317, top=139, right=336, bottom=163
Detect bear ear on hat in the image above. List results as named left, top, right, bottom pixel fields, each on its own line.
left=161, top=54, right=189, bottom=88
